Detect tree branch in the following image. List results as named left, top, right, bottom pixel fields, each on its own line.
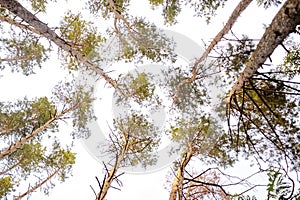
left=227, top=0, right=300, bottom=103
left=174, top=0, right=253, bottom=102
left=0, top=0, right=126, bottom=96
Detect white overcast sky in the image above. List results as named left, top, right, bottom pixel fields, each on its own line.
left=0, top=0, right=286, bottom=199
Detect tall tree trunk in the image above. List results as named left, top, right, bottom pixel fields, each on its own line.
left=96, top=155, right=123, bottom=200
left=227, top=0, right=300, bottom=102
left=0, top=0, right=124, bottom=95
left=0, top=105, right=78, bottom=160
left=169, top=146, right=193, bottom=200
left=96, top=137, right=129, bottom=200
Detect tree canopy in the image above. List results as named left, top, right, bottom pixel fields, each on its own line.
left=0, top=0, right=300, bottom=199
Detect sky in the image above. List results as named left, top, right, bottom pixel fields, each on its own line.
left=0, top=0, right=287, bottom=199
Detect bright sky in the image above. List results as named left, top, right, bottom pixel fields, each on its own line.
left=0, top=0, right=286, bottom=199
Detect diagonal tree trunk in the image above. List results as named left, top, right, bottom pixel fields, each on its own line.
left=96, top=155, right=123, bottom=200
left=0, top=104, right=78, bottom=160
left=14, top=167, right=61, bottom=200
left=0, top=160, right=22, bottom=175
left=169, top=145, right=193, bottom=200
left=0, top=0, right=125, bottom=95
left=96, top=138, right=129, bottom=200
left=227, top=0, right=300, bottom=102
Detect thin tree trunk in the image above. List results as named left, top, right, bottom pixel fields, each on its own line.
left=0, top=104, right=78, bottom=160
left=227, top=0, right=300, bottom=102
left=169, top=145, right=193, bottom=200
left=96, top=136, right=129, bottom=200
left=0, top=160, right=22, bottom=175
left=14, top=167, right=61, bottom=200
left=0, top=0, right=125, bottom=96
left=174, top=0, right=253, bottom=102
left=96, top=155, right=123, bottom=200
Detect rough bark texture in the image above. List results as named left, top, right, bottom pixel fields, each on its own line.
left=174, top=0, right=253, bottom=102
left=227, top=0, right=300, bottom=102
left=169, top=146, right=193, bottom=200
left=0, top=0, right=123, bottom=94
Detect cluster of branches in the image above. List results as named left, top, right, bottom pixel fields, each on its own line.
left=0, top=0, right=300, bottom=199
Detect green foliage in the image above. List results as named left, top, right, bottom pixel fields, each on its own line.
left=267, top=168, right=293, bottom=199
left=8, top=141, right=46, bottom=178
left=186, top=0, right=228, bottom=23
left=1, top=0, right=300, bottom=199
left=88, top=0, right=130, bottom=18
left=148, top=0, right=164, bottom=6
left=163, top=0, right=181, bottom=25
left=149, top=0, right=227, bottom=24
left=168, top=115, right=234, bottom=166
left=115, top=18, right=176, bottom=63
left=90, top=1, right=177, bottom=63
left=256, top=0, right=282, bottom=9
left=27, top=0, right=47, bottom=12
left=45, top=140, right=76, bottom=182
left=117, top=71, right=156, bottom=104
left=220, top=34, right=300, bottom=170
left=24, top=0, right=58, bottom=12
left=282, top=44, right=300, bottom=79
left=128, top=72, right=154, bottom=102
left=60, top=12, right=104, bottom=70
left=168, top=116, right=214, bottom=157
left=0, top=97, right=57, bottom=139
left=229, top=66, right=300, bottom=166
left=0, top=176, right=14, bottom=198
left=52, top=80, right=95, bottom=139
left=0, top=80, right=90, bottom=198
left=161, top=66, right=208, bottom=114
left=169, top=116, right=211, bottom=144
left=0, top=32, right=50, bottom=75
left=31, top=97, right=57, bottom=126
left=148, top=0, right=181, bottom=25
left=1, top=139, right=76, bottom=198
left=110, top=113, right=160, bottom=168
left=215, top=36, right=255, bottom=84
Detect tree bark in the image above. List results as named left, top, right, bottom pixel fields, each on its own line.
left=169, top=145, right=193, bottom=200
left=0, top=0, right=125, bottom=95
left=96, top=154, right=123, bottom=200
left=96, top=135, right=129, bottom=200
left=227, top=0, right=300, bottom=102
